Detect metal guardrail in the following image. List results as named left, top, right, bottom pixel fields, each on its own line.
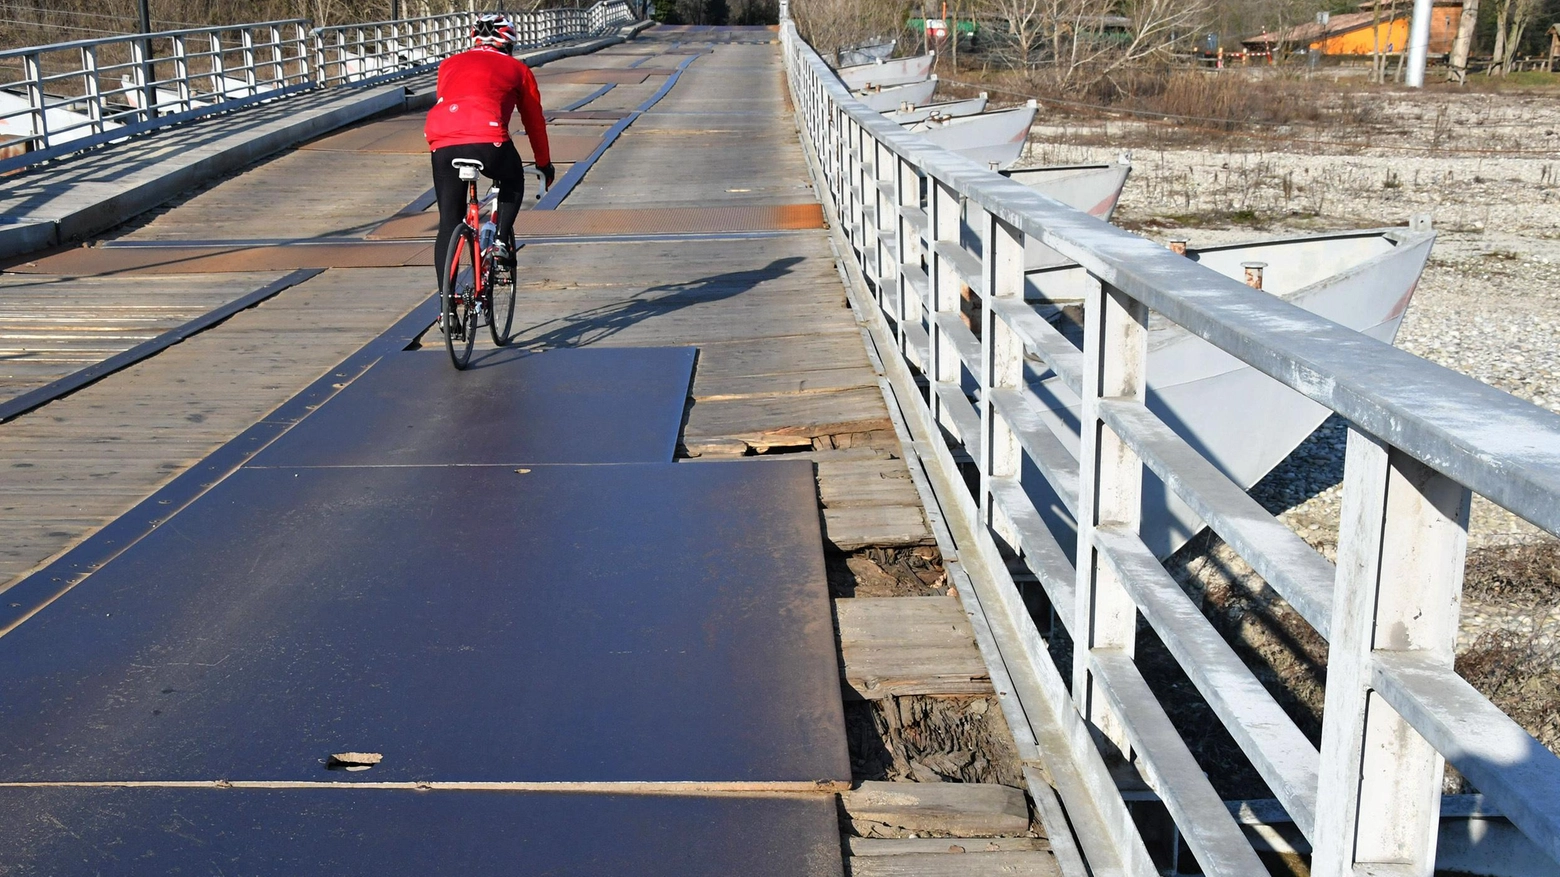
left=0, top=1, right=637, bottom=172
left=780, top=11, right=1560, bottom=877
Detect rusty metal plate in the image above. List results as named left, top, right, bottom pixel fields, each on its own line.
left=0, top=461, right=849, bottom=785
left=368, top=203, right=825, bottom=241
left=514, top=133, right=604, bottom=163
left=0, top=788, right=844, bottom=876
left=250, top=347, right=694, bottom=467
left=4, top=242, right=433, bottom=275
left=535, top=68, right=675, bottom=84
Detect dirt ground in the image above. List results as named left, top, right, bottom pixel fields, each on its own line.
left=1010, top=81, right=1560, bottom=798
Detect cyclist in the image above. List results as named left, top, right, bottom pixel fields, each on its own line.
left=424, top=13, right=555, bottom=285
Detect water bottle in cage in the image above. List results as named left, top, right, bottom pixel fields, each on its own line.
left=479, top=218, right=497, bottom=253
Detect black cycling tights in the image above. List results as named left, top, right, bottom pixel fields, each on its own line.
left=430, top=141, right=526, bottom=285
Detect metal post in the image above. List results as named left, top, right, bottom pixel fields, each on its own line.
left=81, top=47, right=104, bottom=134
left=1071, top=277, right=1148, bottom=755
left=241, top=28, right=258, bottom=96
left=172, top=35, right=191, bottom=112
left=893, top=157, right=917, bottom=355
left=129, top=38, right=154, bottom=122
left=1405, top=0, right=1433, bottom=86
left=1313, top=430, right=1470, bottom=876
left=22, top=52, right=48, bottom=148
left=927, top=179, right=962, bottom=438
left=979, top=212, right=1024, bottom=551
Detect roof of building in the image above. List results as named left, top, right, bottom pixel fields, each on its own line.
left=1243, top=2, right=1460, bottom=47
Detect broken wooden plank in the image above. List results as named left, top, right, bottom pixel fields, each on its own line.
left=682, top=387, right=893, bottom=442
left=846, top=851, right=1062, bottom=876
left=842, top=781, right=1032, bottom=837
left=848, top=837, right=1051, bottom=856
left=837, top=597, right=993, bottom=699
left=823, top=505, right=932, bottom=551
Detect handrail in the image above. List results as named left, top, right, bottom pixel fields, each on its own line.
left=0, top=20, right=310, bottom=60
left=0, top=1, right=638, bottom=173
left=781, top=11, right=1560, bottom=876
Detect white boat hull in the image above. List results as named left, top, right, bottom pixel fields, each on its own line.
left=1005, top=162, right=1131, bottom=270
left=1018, top=229, right=1436, bottom=558
left=905, top=104, right=1036, bottom=170
left=883, top=94, right=987, bottom=124
left=837, top=40, right=895, bottom=66
left=853, top=79, right=937, bottom=112
left=836, top=53, right=935, bottom=90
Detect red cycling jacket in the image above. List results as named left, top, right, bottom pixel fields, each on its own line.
left=423, top=45, right=551, bottom=167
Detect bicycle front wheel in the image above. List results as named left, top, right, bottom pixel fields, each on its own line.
left=488, top=259, right=516, bottom=347
left=441, top=225, right=478, bottom=370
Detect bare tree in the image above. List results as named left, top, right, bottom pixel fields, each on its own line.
left=1490, top=0, right=1541, bottom=74
left=1447, top=0, right=1482, bottom=82
left=974, top=0, right=1210, bottom=86
left=789, top=0, right=906, bottom=61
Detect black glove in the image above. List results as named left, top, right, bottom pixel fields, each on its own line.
left=538, top=163, right=556, bottom=189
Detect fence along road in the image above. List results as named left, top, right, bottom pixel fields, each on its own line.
left=780, top=7, right=1560, bottom=877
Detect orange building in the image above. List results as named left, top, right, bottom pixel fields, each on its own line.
left=1243, top=1, right=1464, bottom=56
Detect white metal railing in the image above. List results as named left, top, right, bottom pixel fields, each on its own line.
left=0, top=20, right=311, bottom=165
left=311, top=13, right=470, bottom=89
left=0, top=1, right=638, bottom=172
left=781, top=15, right=1560, bottom=877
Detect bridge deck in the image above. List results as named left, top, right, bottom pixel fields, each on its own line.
left=0, top=24, right=1042, bottom=877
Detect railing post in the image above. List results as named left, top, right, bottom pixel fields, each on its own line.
left=892, top=156, right=918, bottom=353
left=269, top=26, right=284, bottom=88
left=172, top=35, right=192, bottom=112
left=129, top=38, right=156, bottom=122
left=81, top=47, right=104, bottom=135
left=241, top=28, right=259, bottom=96
left=927, top=179, right=963, bottom=438
left=22, top=52, right=48, bottom=148
left=295, top=23, right=312, bottom=85
left=210, top=34, right=228, bottom=100
left=1071, top=278, right=1148, bottom=755
left=979, top=213, right=1024, bottom=549
left=1313, top=430, right=1471, bottom=877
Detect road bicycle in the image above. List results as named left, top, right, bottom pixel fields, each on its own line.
left=438, top=158, right=546, bottom=370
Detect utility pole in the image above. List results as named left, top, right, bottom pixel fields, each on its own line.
left=138, top=0, right=155, bottom=120
left=1405, top=0, right=1433, bottom=85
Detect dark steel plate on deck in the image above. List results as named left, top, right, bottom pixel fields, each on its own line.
left=251, top=347, right=694, bottom=466
left=0, top=787, right=843, bottom=876
left=0, top=461, right=848, bottom=784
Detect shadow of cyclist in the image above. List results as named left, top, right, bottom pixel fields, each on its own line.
left=465, top=255, right=804, bottom=368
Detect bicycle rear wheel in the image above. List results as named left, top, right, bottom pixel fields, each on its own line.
left=441, top=225, right=479, bottom=370
left=488, top=257, right=516, bottom=347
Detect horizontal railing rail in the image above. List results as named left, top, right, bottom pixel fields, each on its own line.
left=0, top=1, right=638, bottom=173
left=781, top=10, right=1560, bottom=876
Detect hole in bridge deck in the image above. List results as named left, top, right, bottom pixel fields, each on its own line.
left=325, top=752, right=383, bottom=772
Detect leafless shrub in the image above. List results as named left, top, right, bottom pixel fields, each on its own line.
left=788, top=0, right=910, bottom=62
